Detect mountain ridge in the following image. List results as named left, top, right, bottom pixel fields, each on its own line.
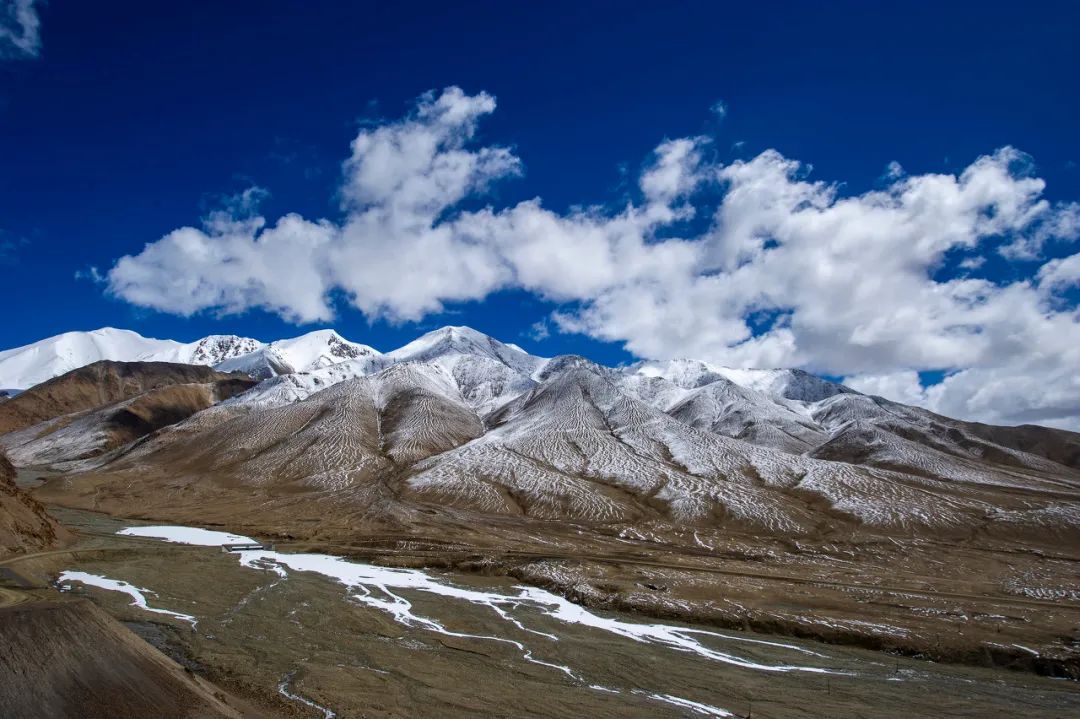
left=8, top=328, right=1080, bottom=681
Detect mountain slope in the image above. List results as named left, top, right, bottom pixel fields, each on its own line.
left=0, top=361, right=254, bottom=436
left=5, top=324, right=1078, bottom=540
left=0, top=376, right=256, bottom=469
left=0, top=452, right=68, bottom=556
left=47, top=356, right=1080, bottom=547
left=0, top=598, right=267, bottom=718
left=376, top=326, right=547, bottom=415
left=81, top=362, right=483, bottom=501
left=808, top=393, right=1080, bottom=486
left=406, top=363, right=1070, bottom=536
left=221, top=325, right=546, bottom=415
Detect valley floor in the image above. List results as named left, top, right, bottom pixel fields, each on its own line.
left=3, top=500, right=1079, bottom=718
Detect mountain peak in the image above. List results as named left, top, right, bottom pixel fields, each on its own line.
left=184, top=335, right=264, bottom=365
left=389, top=325, right=542, bottom=365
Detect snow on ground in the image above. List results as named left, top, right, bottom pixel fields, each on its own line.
left=56, top=570, right=197, bottom=625
left=118, top=525, right=257, bottom=545
left=278, top=671, right=336, bottom=719
left=119, top=525, right=836, bottom=675
left=637, top=692, right=735, bottom=717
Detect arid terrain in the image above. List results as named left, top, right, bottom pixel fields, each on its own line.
left=1, top=326, right=1079, bottom=716
left=3, top=506, right=1079, bottom=719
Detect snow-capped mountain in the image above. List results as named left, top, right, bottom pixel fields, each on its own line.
left=43, top=344, right=1078, bottom=543
left=624, top=359, right=852, bottom=406
left=183, top=335, right=265, bottom=365
left=376, top=326, right=547, bottom=414
left=3, top=325, right=1078, bottom=484
left=0, top=327, right=374, bottom=389
left=223, top=326, right=546, bottom=413
left=0, top=328, right=262, bottom=389
left=6, top=324, right=1078, bottom=684
left=214, top=329, right=380, bottom=380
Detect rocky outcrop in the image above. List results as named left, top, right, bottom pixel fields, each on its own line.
left=0, top=452, right=68, bottom=556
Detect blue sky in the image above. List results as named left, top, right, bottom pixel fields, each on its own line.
left=2, top=1, right=1079, bottom=427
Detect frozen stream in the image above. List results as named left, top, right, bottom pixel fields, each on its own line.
left=53, top=520, right=1080, bottom=719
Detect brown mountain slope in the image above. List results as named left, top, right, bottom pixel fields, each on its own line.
left=1, top=378, right=257, bottom=469
left=31, top=361, right=1080, bottom=677
left=65, top=363, right=482, bottom=497
left=0, top=599, right=271, bottom=719
left=0, top=452, right=68, bottom=556
left=807, top=392, right=1080, bottom=475
left=42, top=363, right=1080, bottom=547
left=0, top=361, right=255, bottom=436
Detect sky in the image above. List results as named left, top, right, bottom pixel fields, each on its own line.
left=1, top=1, right=1079, bottom=429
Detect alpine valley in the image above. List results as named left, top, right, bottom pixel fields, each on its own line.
left=2, top=326, right=1079, bottom=718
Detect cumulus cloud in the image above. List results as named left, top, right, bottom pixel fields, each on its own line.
left=0, top=0, right=41, bottom=58
left=105, top=87, right=1080, bottom=429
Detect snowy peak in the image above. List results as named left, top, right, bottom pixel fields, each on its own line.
left=534, top=354, right=608, bottom=382
left=712, top=367, right=855, bottom=403
left=213, top=330, right=380, bottom=381
left=0, top=328, right=182, bottom=389
left=380, top=326, right=547, bottom=414
left=181, top=335, right=264, bottom=365
left=627, top=358, right=726, bottom=390
left=0, top=328, right=269, bottom=390
left=626, top=359, right=854, bottom=404
left=387, top=326, right=545, bottom=372
left=268, top=329, right=379, bottom=371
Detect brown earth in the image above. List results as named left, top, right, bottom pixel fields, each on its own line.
left=33, top=469, right=1080, bottom=680
left=11, top=358, right=1080, bottom=688
left=0, top=452, right=68, bottom=557
left=1, top=381, right=258, bottom=469
left=0, top=506, right=1074, bottom=719
left=0, top=360, right=255, bottom=435
left=0, top=597, right=283, bottom=719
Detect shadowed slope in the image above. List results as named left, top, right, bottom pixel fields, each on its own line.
left=0, top=599, right=268, bottom=719
left=0, top=452, right=68, bottom=556
left=0, top=368, right=256, bottom=469
left=0, top=361, right=255, bottom=436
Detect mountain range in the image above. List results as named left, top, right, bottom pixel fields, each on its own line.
left=0, top=325, right=1074, bottom=544
left=3, top=324, right=1080, bottom=675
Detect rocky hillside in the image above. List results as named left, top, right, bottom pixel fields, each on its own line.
left=0, top=361, right=255, bottom=436
left=0, top=452, right=67, bottom=556
left=0, top=363, right=256, bottom=469
left=0, top=598, right=272, bottom=718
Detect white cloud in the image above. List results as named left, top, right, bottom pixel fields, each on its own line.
left=105, top=87, right=1080, bottom=429
left=0, top=0, right=41, bottom=58
left=1000, top=200, right=1080, bottom=259
left=526, top=320, right=550, bottom=341
left=74, top=266, right=105, bottom=284
left=883, top=160, right=905, bottom=180
left=845, top=371, right=929, bottom=408
left=1038, top=252, right=1080, bottom=293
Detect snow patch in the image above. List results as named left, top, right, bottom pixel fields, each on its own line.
left=56, top=570, right=197, bottom=626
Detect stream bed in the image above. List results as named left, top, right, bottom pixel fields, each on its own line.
left=49, top=511, right=1080, bottom=718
